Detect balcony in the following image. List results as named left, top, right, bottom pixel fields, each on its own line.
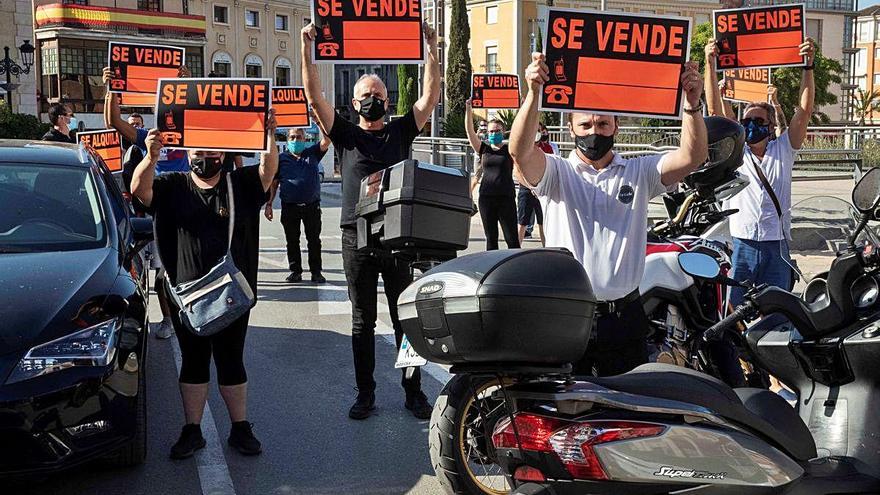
left=34, top=3, right=206, bottom=40
left=747, top=0, right=856, bottom=13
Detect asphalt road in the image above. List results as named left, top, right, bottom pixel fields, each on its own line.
left=9, top=178, right=857, bottom=495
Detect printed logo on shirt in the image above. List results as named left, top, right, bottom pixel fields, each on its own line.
left=618, top=184, right=635, bottom=204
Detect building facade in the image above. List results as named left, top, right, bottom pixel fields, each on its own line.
left=461, top=0, right=857, bottom=122
left=0, top=0, right=37, bottom=115
left=853, top=5, right=880, bottom=123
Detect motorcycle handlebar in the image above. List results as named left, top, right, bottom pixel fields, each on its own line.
left=704, top=301, right=757, bottom=342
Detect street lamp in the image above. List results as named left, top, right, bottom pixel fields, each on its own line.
left=0, top=40, right=35, bottom=113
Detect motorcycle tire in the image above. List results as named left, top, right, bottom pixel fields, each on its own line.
left=430, top=373, right=511, bottom=495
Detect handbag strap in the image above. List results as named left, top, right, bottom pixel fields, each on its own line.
left=748, top=152, right=783, bottom=219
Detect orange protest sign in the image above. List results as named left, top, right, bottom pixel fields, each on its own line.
left=722, top=68, right=771, bottom=104
left=310, top=0, right=425, bottom=63
left=119, top=92, right=158, bottom=107
left=108, top=42, right=185, bottom=95
left=714, top=4, right=805, bottom=70
left=272, top=86, right=311, bottom=128
left=79, top=129, right=123, bottom=172
left=542, top=8, right=691, bottom=119
left=471, top=74, right=520, bottom=109
left=155, top=78, right=271, bottom=153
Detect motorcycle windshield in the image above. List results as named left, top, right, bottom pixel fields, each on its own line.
left=789, top=195, right=876, bottom=282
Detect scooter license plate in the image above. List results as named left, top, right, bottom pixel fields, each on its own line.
left=395, top=335, right=427, bottom=369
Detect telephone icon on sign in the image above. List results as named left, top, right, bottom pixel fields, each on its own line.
left=161, top=132, right=182, bottom=145
left=471, top=99, right=482, bottom=107
left=718, top=54, right=736, bottom=68
left=545, top=85, right=573, bottom=105
left=318, top=43, right=339, bottom=57
left=110, top=79, right=126, bottom=90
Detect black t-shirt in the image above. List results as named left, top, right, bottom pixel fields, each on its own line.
left=478, top=143, right=515, bottom=197
left=149, top=167, right=266, bottom=290
left=329, top=110, right=421, bottom=226
left=41, top=128, right=75, bottom=143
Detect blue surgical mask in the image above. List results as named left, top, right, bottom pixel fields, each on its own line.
left=288, top=141, right=307, bottom=154
left=487, top=133, right=503, bottom=146
left=68, top=117, right=78, bottom=131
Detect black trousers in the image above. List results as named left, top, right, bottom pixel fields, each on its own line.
left=281, top=201, right=322, bottom=275
left=478, top=195, right=520, bottom=250
left=341, top=227, right=420, bottom=394
left=172, top=308, right=250, bottom=386
left=574, top=296, right=650, bottom=377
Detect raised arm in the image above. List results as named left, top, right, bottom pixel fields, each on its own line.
left=259, top=109, right=279, bottom=192
left=704, top=41, right=724, bottom=118
left=130, top=129, right=163, bottom=207
left=301, top=24, right=336, bottom=134
left=769, top=85, right=788, bottom=137
left=660, top=62, right=709, bottom=186
left=464, top=100, right=482, bottom=153
left=413, top=22, right=441, bottom=130
left=788, top=38, right=816, bottom=150
left=102, top=68, right=138, bottom=144
left=509, top=53, right=549, bottom=187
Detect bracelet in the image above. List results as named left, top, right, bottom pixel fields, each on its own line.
left=683, top=102, right=704, bottom=114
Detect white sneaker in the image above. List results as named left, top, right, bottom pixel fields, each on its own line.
left=154, top=318, right=174, bottom=340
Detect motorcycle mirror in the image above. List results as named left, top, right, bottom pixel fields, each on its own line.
left=678, top=252, right=722, bottom=280
left=852, top=167, right=880, bottom=214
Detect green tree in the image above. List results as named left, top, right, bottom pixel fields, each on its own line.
left=445, top=0, right=472, bottom=137
left=396, top=65, right=419, bottom=115
left=689, top=22, right=715, bottom=72
left=0, top=106, right=50, bottom=139
left=851, top=88, right=880, bottom=125
left=772, top=49, right=843, bottom=124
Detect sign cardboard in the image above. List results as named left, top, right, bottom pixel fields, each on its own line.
left=722, top=68, right=771, bottom=104
left=155, top=78, right=272, bottom=153
left=541, top=8, right=691, bottom=119
left=714, top=4, right=806, bottom=70
left=119, top=92, right=158, bottom=107
left=108, top=41, right=185, bottom=95
left=272, top=86, right=311, bottom=128
left=471, top=73, right=521, bottom=109
left=79, top=129, right=123, bottom=172
left=310, top=0, right=425, bottom=64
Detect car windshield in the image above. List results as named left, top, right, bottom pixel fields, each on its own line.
left=0, top=162, right=106, bottom=252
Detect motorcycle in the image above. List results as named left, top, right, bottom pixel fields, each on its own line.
left=405, top=169, right=880, bottom=494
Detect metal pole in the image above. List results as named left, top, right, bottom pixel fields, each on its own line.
left=431, top=0, right=439, bottom=165
left=4, top=47, right=12, bottom=113
left=600, top=0, right=606, bottom=10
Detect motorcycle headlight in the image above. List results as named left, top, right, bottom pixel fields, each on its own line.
left=6, top=318, right=120, bottom=384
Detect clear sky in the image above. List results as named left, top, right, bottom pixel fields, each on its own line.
left=864, top=0, right=880, bottom=8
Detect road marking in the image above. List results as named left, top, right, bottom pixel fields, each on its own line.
left=258, top=236, right=277, bottom=240
left=170, top=339, right=237, bottom=495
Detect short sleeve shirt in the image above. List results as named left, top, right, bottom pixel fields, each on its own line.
left=149, top=167, right=267, bottom=290
left=277, top=144, right=327, bottom=204
left=532, top=150, right=668, bottom=301
left=136, top=127, right=190, bottom=174
left=724, top=131, right=796, bottom=241
left=329, top=110, right=421, bottom=226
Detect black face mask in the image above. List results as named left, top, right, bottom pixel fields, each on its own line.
left=191, top=156, right=223, bottom=179
left=357, top=96, right=386, bottom=122
left=575, top=133, right=614, bottom=161
left=741, top=118, right=772, bottom=145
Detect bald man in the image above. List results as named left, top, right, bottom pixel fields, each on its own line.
left=301, top=22, right=441, bottom=420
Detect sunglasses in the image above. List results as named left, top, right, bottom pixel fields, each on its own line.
left=741, top=117, right=769, bottom=127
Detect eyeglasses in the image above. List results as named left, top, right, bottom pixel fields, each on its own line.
left=741, top=117, right=768, bottom=127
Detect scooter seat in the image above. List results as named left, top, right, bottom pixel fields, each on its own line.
left=590, top=363, right=817, bottom=461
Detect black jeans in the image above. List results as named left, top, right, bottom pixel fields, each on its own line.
left=341, top=227, right=420, bottom=394
left=281, top=201, right=322, bottom=275
left=478, top=195, right=520, bottom=250
left=574, top=296, right=650, bottom=377
left=171, top=306, right=250, bottom=386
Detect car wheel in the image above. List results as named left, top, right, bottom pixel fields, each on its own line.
left=105, top=364, right=147, bottom=467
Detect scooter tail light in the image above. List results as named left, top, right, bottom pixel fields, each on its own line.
left=513, top=465, right=547, bottom=482
left=492, top=414, right=665, bottom=481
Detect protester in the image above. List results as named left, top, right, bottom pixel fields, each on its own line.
left=301, top=22, right=441, bottom=420
left=103, top=66, right=189, bottom=340
left=705, top=38, right=816, bottom=386
left=535, top=123, right=559, bottom=154
left=515, top=125, right=554, bottom=246
left=510, top=53, right=707, bottom=377
left=465, top=100, right=520, bottom=250
left=122, top=113, right=144, bottom=150
left=266, top=127, right=331, bottom=283
left=41, top=103, right=76, bottom=143
left=129, top=110, right=278, bottom=459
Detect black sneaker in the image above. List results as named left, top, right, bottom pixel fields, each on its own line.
left=348, top=391, right=376, bottom=420
left=170, top=424, right=206, bottom=459
left=405, top=391, right=432, bottom=420
left=285, top=272, right=302, bottom=283
left=311, top=273, right=326, bottom=284
left=228, top=421, right=262, bottom=456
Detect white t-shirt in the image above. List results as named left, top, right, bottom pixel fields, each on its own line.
left=724, top=131, right=796, bottom=241
left=531, top=150, right=668, bottom=300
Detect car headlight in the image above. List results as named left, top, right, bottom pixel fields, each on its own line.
left=6, top=318, right=120, bottom=384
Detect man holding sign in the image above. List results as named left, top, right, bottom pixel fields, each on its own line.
left=301, top=20, right=440, bottom=420
left=509, top=48, right=707, bottom=377
left=129, top=111, right=278, bottom=459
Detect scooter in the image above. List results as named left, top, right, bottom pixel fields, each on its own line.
left=403, top=168, right=880, bottom=494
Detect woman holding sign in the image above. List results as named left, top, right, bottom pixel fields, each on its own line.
left=465, top=100, right=520, bottom=251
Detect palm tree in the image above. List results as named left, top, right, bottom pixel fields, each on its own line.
left=851, top=88, right=880, bottom=125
